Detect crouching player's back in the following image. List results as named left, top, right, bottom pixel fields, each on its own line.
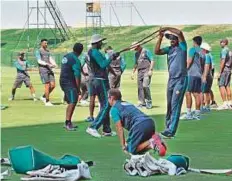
left=108, top=89, right=167, bottom=156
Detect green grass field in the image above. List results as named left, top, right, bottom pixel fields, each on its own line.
left=1, top=67, right=232, bottom=181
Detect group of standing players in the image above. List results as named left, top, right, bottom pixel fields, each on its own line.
left=8, top=27, right=232, bottom=156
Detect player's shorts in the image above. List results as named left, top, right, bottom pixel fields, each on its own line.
left=40, top=72, right=55, bottom=84
left=202, top=76, right=213, bottom=93
left=218, top=71, right=231, bottom=87
left=109, top=73, right=121, bottom=89
left=88, top=78, right=110, bottom=97
left=13, top=74, right=31, bottom=88
left=60, top=85, right=78, bottom=104
left=186, top=76, right=202, bottom=93
left=126, top=119, right=155, bottom=154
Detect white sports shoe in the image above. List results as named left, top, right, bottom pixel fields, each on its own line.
left=80, top=100, right=89, bottom=106
left=180, top=113, right=193, bottom=120
left=102, top=131, right=117, bottom=137
left=40, top=96, right=46, bottom=103
left=8, top=96, right=14, bottom=101
left=45, top=101, right=54, bottom=106
left=217, top=104, right=229, bottom=110
left=86, top=127, right=101, bottom=138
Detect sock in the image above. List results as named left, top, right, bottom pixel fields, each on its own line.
left=186, top=108, right=191, bottom=115
left=195, top=110, right=201, bottom=116
left=32, top=93, right=36, bottom=98
left=149, top=138, right=155, bottom=149
left=223, top=101, right=227, bottom=106
left=65, top=120, right=71, bottom=125
left=206, top=105, right=210, bottom=109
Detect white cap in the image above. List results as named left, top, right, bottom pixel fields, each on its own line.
left=130, top=41, right=140, bottom=50
left=201, top=42, right=211, bottom=51
left=87, top=44, right=92, bottom=49
left=90, top=34, right=106, bottom=44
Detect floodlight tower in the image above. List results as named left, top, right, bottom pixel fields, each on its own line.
left=85, top=2, right=102, bottom=46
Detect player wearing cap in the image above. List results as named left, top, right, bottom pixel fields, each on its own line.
left=9, top=52, right=37, bottom=101
left=86, top=34, right=119, bottom=138
left=200, top=42, right=213, bottom=112
left=155, top=27, right=188, bottom=138
left=217, top=39, right=232, bottom=110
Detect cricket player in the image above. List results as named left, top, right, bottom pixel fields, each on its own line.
left=35, top=39, right=57, bottom=106
left=131, top=42, right=154, bottom=109
left=8, top=52, right=37, bottom=101
left=217, top=39, right=232, bottom=110
left=155, top=27, right=188, bottom=138
left=86, top=34, right=119, bottom=138
left=209, top=53, right=218, bottom=108
left=60, top=43, right=83, bottom=131
left=182, top=36, right=202, bottom=120
left=108, top=89, right=166, bottom=156
left=200, top=42, right=213, bottom=112
left=79, top=52, right=89, bottom=105
left=105, top=46, right=126, bottom=89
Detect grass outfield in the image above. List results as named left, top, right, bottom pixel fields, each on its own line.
left=1, top=67, right=232, bottom=181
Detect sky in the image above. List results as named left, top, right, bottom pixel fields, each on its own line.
left=1, top=1, right=232, bottom=29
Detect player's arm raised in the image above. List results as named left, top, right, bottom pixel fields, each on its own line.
left=155, top=30, right=166, bottom=55
left=161, top=27, right=185, bottom=42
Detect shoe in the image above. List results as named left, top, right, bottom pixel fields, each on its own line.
left=40, top=96, right=46, bottom=103
left=150, top=134, right=167, bottom=156
left=160, top=130, right=174, bottom=139
left=201, top=106, right=210, bottom=113
left=102, top=131, right=117, bottom=137
left=180, top=113, right=193, bottom=120
left=217, top=104, right=229, bottom=110
left=63, top=122, right=78, bottom=129
left=145, top=103, right=152, bottom=109
left=137, top=103, right=146, bottom=108
left=80, top=100, right=89, bottom=106
left=33, top=97, right=38, bottom=101
left=45, top=101, right=54, bottom=106
left=86, top=127, right=101, bottom=138
left=210, top=101, right=218, bottom=109
left=85, top=117, right=94, bottom=122
left=8, top=96, right=14, bottom=101
left=65, top=123, right=76, bottom=131
left=192, top=113, right=201, bottom=120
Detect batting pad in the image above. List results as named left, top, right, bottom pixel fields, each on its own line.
left=21, top=161, right=92, bottom=181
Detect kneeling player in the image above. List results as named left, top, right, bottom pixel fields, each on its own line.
left=108, top=89, right=166, bottom=156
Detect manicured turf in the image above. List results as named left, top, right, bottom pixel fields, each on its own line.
left=1, top=67, right=232, bottom=181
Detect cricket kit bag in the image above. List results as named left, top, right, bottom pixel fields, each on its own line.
left=123, top=152, right=189, bottom=177
left=9, top=145, right=81, bottom=174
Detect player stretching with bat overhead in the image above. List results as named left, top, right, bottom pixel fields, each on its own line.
left=8, top=52, right=37, bottom=101
left=35, top=39, right=57, bottom=106
left=155, top=27, right=188, bottom=138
